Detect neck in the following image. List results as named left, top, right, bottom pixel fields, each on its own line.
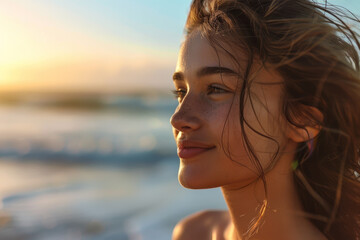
left=221, top=142, right=326, bottom=240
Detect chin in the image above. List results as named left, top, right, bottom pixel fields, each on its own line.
left=177, top=161, right=260, bottom=190
left=178, top=175, right=206, bottom=189
left=177, top=165, right=225, bottom=189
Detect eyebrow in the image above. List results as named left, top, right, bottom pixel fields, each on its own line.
left=172, top=66, right=238, bottom=81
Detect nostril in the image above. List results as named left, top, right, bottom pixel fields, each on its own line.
left=171, top=114, right=200, bottom=132
left=170, top=115, right=185, bottom=132
left=170, top=100, right=201, bottom=132
left=171, top=114, right=187, bottom=131
left=170, top=114, right=178, bottom=128
left=180, top=125, right=192, bottom=131
left=170, top=109, right=184, bottom=128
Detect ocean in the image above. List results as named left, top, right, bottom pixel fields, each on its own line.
left=0, top=93, right=227, bottom=240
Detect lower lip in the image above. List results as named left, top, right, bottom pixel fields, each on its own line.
left=177, top=147, right=215, bottom=159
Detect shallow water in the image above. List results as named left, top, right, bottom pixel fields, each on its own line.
left=0, top=159, right=226, bottom=240
left=0, top=95, right=227, bottom=240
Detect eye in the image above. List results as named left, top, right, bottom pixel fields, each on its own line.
left=172, top=89, right=187, bottom=101
left=207, top=85, right=229, bottom=94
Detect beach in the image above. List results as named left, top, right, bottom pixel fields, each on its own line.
left=0, top=94, right=227, bottom=240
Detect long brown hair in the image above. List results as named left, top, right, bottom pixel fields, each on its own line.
left=185, top=0, right=360, bottom=239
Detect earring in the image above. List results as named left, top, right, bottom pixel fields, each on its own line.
left=307, top=138, right=315, bottom=156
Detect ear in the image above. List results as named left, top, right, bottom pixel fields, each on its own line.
left=287, top=105, right=323, bottom=143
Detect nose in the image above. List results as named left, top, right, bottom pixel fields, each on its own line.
left=170, top=97, right=201, bottom=133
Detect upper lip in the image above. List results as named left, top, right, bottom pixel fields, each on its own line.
left=177, top=140, right=215, bottom=149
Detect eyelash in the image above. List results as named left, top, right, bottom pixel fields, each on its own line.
left=172, top=85, right=229, bottom=100
left=172, top=89, right=186, bottom=100
left=207, top=85, right=228, bottom=94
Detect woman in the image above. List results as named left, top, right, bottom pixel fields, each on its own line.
left=170, top=0, right=360, bottom=239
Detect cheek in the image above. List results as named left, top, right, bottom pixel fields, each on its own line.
left=208, top=101, right=238, bottom=148
left=217, top=100, right=253, bottom=168
left=224, top=91, right=286, bottom=170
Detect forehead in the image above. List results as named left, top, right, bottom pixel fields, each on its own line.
left=176, top=31, right=242, bottom=74
left=176, top=30, right=284, bottom=85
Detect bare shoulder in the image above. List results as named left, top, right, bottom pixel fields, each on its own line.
left=172, top=210, right=230, bottom=240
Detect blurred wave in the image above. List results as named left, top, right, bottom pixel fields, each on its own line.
left=0, top=92, right=228, bottom=240
left=0, top=92, right=178, bottom=167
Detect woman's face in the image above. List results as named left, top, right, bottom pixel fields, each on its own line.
left=170, top=30, right=289, bottom=189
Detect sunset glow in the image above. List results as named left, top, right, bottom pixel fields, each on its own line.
left=0, top=0, right=189, bottom=93
left=0, top=0, right=358, bottom=93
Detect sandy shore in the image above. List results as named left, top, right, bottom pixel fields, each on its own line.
left=0, top=158, right=226, bottom=240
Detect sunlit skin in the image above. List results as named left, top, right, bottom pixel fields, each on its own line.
left=170, top=30, right=327, bottom=240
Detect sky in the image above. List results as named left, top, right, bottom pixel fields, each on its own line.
left=0, top=0, right=191, bottom=93
left=0, top=0, right=359, bottom=94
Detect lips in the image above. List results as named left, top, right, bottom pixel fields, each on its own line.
left=177, top=140, right=215, bottom=159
